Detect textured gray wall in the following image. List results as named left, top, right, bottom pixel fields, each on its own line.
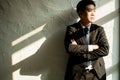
left=0, top=0, right=119, bottom=80
left=0, top=0, right=78, bottom=80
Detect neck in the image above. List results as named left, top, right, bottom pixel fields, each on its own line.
left=80, top=20, right=91, bottom=27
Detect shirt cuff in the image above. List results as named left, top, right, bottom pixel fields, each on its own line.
left=88, top=45, right=93, bottom=51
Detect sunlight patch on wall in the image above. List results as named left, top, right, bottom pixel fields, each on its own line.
left=103, top=19, right=114, bottom=68
left=12, top=24, right=46, bottom=46
left=13, top=69, right=42, bottom=80
left=95, top=0, right=115, bottom=21
left=94, top=1, right=118, bottom=80
left=12, top=37, right=46, bottom=65
left=107, top=74, right=112, bottom=80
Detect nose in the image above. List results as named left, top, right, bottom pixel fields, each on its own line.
left=91, top=11, right=95, bottom=16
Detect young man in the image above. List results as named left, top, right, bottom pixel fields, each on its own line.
left=64, top=0, right=109, bottom=80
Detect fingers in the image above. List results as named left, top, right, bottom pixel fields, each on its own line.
left=71, top=39, right=77, bottom=45
left=89, top=45, right=99, bottom=51
left=93, top=45, right=99, bottom=49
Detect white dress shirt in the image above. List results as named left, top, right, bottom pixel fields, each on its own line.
left=80, top=23, right=93, bottom=70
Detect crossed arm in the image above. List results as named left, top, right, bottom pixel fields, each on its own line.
left=64, top=26, right=109, bottom=61
left=71, top=39, right=99, bottom=51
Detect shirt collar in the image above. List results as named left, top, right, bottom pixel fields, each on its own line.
left=80, top=22, right=91, bottom=30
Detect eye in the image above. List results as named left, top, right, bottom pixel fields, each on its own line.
left=87, top=9, right=95, bottom=12
left=87, top=9, right=92, bottom=12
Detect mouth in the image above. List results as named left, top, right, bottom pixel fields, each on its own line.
left=91, top=17, right=95, bottom=20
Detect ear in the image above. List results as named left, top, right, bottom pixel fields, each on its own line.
left=78, top=11, right=83, bottom=18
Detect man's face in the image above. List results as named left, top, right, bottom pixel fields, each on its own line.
left=79, top=4, right=96, bottom=23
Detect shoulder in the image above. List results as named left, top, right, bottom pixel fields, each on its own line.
left=91, top=24, right=104, bottom=31
left=66, top=23, right=80, bottom=32
left=67, top=23, right=79, bottom=28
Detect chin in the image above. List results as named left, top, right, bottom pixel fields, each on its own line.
left=89, top=19, right=95, bottom=23
left=88, top=21, right=94, bottom=23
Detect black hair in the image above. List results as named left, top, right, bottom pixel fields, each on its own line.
left=76, top=0, right=96, bottom=13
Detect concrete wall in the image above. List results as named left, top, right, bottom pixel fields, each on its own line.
left=0, top=0, right=119, bottom=80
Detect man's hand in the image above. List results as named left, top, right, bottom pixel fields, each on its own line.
left=89, top=45, right=99, bottom=51
left=71, top=39, right=77, bottom=45
left=92, top=45, right=99, bottom=50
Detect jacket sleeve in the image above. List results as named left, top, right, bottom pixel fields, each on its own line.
left=64, top=26, right=89, bottom=56
left=83, top=27, right=109, bottom=60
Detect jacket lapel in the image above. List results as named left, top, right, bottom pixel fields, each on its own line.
left=76, top=22, right=88, bottom=45
left=77, top=23, right=96, bottom=45
left=90, top=24, right=96, bottom=44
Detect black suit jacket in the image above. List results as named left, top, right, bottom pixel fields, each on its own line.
left=64, top=22, right=109, bottom=80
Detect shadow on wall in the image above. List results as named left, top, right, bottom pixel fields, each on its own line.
left=11, top=8, right=77, bottom=80
left=19, top=30, right=68, bottom=80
